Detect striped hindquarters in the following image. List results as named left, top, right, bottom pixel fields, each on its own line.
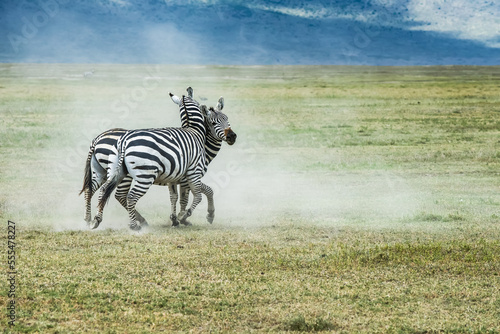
left=93, top=128, right=128, bottom=168
left=80, top=128, right=127, bottom=195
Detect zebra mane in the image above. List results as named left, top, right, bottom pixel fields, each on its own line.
left=178, top=94, right=206, bottom=139
left=181, top=95, right=190, bottom=127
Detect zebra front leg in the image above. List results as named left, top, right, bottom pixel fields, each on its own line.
left=126, top=179, right=153, bottom=231
left=201, top=182, right=215, bottom=224
left=178, top=182, right=214, bottom=224
left=115, top=177, right=148, bottom=227
left=168, top=184, right=180, bottom=227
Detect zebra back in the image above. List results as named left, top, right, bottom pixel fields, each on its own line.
left=113, top=96, right=208, bottom=181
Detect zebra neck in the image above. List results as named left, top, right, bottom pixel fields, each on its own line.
left=180, top=97, right=206, bottom=139
left=205, top=134, right=222, bottom=165
left=180, top=113, right=189, bottom=128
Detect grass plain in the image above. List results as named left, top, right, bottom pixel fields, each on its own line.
left=0, top=64, right=499, bottom=333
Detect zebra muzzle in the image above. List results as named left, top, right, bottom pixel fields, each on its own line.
left=225, top=128, right=237, bottom=145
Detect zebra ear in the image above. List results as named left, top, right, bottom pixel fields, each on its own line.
left=169, top=93, right=181, bottom=105
left=201, top=104, right=211, bottom=117
left=217, top=97, right=224, bottom=111
left=186, top=87, right=193, bottom=98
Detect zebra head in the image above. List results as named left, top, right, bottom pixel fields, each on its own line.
left=201, top=99, right=237, bottom=146
left=169, top=89, right=236, bottom=145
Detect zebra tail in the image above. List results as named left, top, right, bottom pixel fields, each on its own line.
left=97, top=136, right=126, bottom=211
left=97, top=172, right=119, bottom=212
left=79, top=144, right=95, bottom=196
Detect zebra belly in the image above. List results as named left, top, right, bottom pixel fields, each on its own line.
left=124, top=148, right=188, bottom=185
left=153, top=173, right=184, bottom=185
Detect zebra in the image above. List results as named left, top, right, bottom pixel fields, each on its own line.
left=79, top=87, right=192, bottom=226
left=168, top=89, right=234, bottom=226
left=80, top=128, right=133, bottom=224
left=90, top=94, right=236, bottom=230
left=79, top=88, right=236, bottom=228
left=143, top=92, right=236, bottom=227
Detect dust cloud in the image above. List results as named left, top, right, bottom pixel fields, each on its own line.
left=23, top=128, right=421, bottom=232
left=198, top=142, right=420, bottom=228
left=3, top=65, right=420, bottom=232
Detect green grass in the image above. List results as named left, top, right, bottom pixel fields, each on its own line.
left=4, top=226, right=500, bottom=333
left=1, top=64, right=499, bottom=333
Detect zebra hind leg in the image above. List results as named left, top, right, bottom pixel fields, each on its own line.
left=84, top=169, right=106, bottom=224
left=84, top=187, right=94, bottom=224
left=126, top=179, right=154, bottom=231
left=178, top=180, right=203, bottom=226
left=115, top=177, right=149, bottom=227
left=90, top=179, right=110, bottom=229
left=90, top=196, right=103, bottom=229
left=201, top=182, right=215, bottom=224
left=85, top=155, right=107, bottom=226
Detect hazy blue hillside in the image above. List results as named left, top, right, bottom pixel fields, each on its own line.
left=1, top=0, right=499, bottom=64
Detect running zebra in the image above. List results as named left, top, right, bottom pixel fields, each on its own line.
left=90, top=94, right=235, bottom=230
left=79, top=87, right=193, bottom=226
left=80, top=128, right=128, bottom=223
left=79, top=88, right=236, bottom=228
left=169, top=89, right=234, bottom=225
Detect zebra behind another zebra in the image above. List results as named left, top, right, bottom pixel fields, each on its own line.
left=169, top=88, right=233, bottom=225
left=80, top=128, right=148, bottom=225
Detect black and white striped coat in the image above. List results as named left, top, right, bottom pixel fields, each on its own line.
left=80, top=90, right=236, bottom=228
left=170, top=91, right=236, bottom=225
left=90, top=95, right=231, bottom=230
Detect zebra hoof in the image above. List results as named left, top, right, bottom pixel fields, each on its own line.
left=137, top=217, right=148, bottom=226
left=178, top=209, right=192, bottom=225
left=170, top=214, right=179, bottom=227
left=207, top=210, right=215, bottom=224
left=89, top=219, right=100, bottom=230
left=129, top=224, right=141, bottom=231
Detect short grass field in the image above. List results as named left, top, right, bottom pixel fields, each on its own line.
left=1, top=64, right=499, bottom=333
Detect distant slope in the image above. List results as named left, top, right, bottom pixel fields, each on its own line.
left=1, top=0, right=499, bottom=64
